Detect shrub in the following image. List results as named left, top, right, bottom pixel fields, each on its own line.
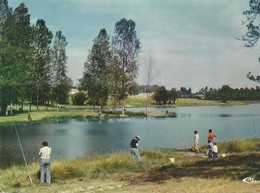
left=72, top=91, right=87, bottom=105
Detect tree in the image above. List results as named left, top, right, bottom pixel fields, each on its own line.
left=168, top=88, right=181, bottom=104
left=82, top=28, right=111, bottom=109
left=72, top=91, right=86, bottom=105
left=241, top=1, right=260, bottom=83
left=0, top=3, right=32, bottom=115
left=128, top=81, right=138, bottom=95
left=180, top=87, right=192, bottom=96
left=0, top=0, right=11, bottom=115
left=219, top=85, right=233, bottom=103
left=153, top=86, right=168, bottom=105
left=111, top=18, right=141, bottom=103
left=107, top=56, right=125, bottom=111
left=0, top=0, right=10, bottom=25
left=144, top=50, right=158, bottom=116
left=29, top=19, right=53, bottom=110
left=51, top=31, right=71, bottom=105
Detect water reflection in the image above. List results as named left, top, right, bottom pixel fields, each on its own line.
left=0, top=104, right=259, bottom=167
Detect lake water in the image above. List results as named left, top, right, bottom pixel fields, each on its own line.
left=0, top=103, right=259, bottom=167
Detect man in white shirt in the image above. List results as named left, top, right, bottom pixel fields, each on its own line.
left=39, top=141, right=52, bottom=184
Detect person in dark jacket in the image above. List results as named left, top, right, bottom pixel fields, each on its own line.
left=130, top=136, right=141, bottom=162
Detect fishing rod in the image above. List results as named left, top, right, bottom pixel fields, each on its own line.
left=13, top=122, right=33, bottom=183
left=252, top=116, right=257, bottom=139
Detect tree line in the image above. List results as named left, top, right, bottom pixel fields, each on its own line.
left=2, top=0, right=260, bottom=114
left=149, top=85, right=260, bottom=105
left=0, top=0, right=141, bottom=115
left=203, top=85, right=260, bottom=102
left=0, top=1, right=71, bottom=115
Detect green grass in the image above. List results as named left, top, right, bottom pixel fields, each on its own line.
left=219, top=139, right=260, bottom=153
left=1, top=141, right=260, bottom=193
left=199, top=138, right=260, bottom=154
left=0, top=151, right=167, bottom=190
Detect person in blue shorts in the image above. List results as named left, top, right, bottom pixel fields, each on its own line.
left=207, top=139, right=213, bottom=158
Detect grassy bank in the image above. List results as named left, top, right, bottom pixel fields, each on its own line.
left=1, top=139, right=260, bottom=193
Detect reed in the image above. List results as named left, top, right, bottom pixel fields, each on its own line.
left=219, top=139, right=260, bottom=153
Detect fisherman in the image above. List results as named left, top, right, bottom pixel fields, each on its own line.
left=130, top=136, right=141, bottom=162
left=39, top=141, right=52, bottom=184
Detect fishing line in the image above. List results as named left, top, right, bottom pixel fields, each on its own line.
left=13, top=122, right=33, bottom=183
left=252, top=117, right=257, bottom=138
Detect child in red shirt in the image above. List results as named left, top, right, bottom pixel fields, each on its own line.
left=208, top=129, right=216, bottom=141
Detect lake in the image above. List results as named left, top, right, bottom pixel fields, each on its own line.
left=0, top=103, right=259, bottom=167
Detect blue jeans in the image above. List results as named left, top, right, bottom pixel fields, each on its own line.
left=131, top=148, right=141, bottom=162
left=40, top=159, right=51, bottom=184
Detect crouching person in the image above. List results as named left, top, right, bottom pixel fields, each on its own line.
left=212, top=142, right=218, bottom=158
left=39, top=141, right=52, bottom=184
left=208, top=140, right=213, bottom=158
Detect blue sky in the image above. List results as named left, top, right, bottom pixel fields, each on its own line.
left=9, top=0, right=260, bottom=92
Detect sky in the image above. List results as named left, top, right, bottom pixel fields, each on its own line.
left=8, top=0, right=260, bottom=92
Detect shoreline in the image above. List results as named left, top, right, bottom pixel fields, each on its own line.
left=0, top=99, right=258, bottom=125
left=1, top=140, right=260, bottom=193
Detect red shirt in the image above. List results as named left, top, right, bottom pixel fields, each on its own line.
left=208, top=133, right=216, bottom=141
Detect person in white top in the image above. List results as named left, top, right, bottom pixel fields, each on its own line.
left=194, top=130, right=200, bottom=156
left=39, top=141, right=52, bottom=184
left=212, top=142, right=218, bottom=158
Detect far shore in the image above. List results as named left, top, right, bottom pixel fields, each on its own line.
left=0, top=98, right=258, bottom=124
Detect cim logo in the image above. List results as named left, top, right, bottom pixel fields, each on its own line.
left=242, top=177, right=260, bottom=183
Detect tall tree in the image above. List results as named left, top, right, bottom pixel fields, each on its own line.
left=0, top=0, right=10, bottom=25
left=0, top=0, right=11, bottom=115
left=82, top=28, right=111, bottom=108
left=111, top=18, right=141, bottom=103
left=242, top=1, right=260, bottom=83
left=51, top=30, right=71, bottom=105
left=107, top=56, right=125, bottom=111
left=143, top=50, right=158, bottom=116
left=0, top=3, right=32, bottom=115
left=28, top=19, right=53, bottom=110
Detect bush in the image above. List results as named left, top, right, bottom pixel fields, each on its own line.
left=72, top=91, right=87, bottom=105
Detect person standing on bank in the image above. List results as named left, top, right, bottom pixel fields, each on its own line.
left=39, top=141, right=52, bottom=184
left=130, top=136, right=141, bottom=162
left=194, top=130, right=200, bottom=156
left=208, top=129, right=216, bottom=142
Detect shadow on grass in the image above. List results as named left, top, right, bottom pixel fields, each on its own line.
left=126, top=153, right=260, bottom=184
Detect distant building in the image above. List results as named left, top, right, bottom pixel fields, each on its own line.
left=69, top=88, right=79, bottom=95
left=193, top=93, right=205, bottom=99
